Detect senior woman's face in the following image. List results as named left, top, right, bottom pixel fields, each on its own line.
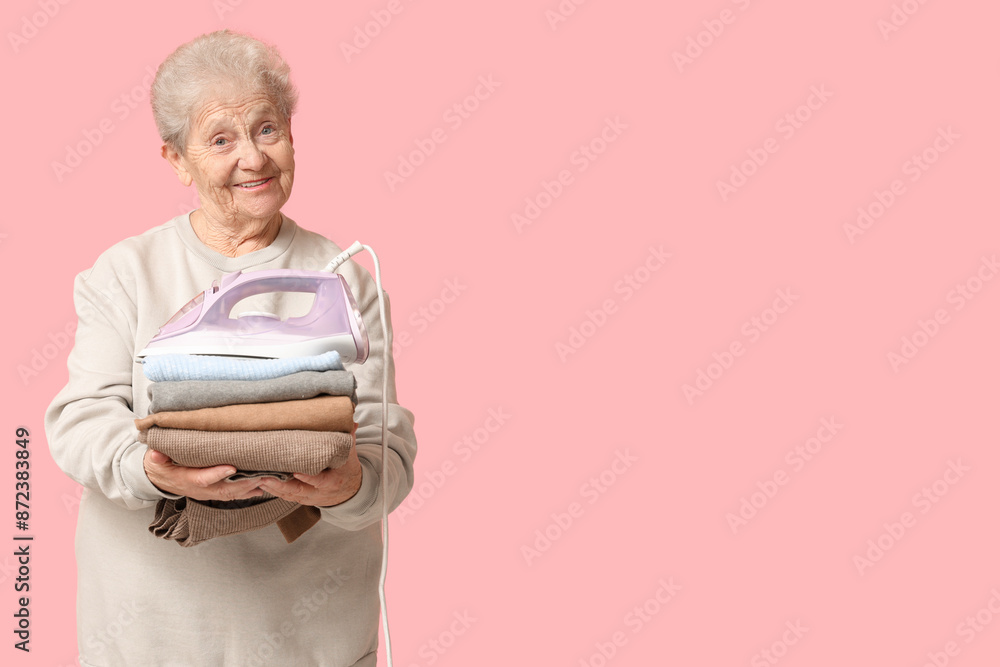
left=165, top=90, right=294, bottom=226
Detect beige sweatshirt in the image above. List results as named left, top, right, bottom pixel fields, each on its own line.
left=45, top=213, right=417, bottom=667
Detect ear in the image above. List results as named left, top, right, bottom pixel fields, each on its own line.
left=161, top=143, right=193, bottom=187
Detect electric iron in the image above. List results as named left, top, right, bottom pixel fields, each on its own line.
left=137, top=268, right=369, bottom=362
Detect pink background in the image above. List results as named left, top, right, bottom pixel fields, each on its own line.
left=4, top=1, right=999, bottom=665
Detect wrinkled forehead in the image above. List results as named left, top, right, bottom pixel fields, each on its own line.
left=189, top=86, right=286, bottom=132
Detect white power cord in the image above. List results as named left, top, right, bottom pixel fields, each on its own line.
left=322, top=242, right=393, bottom=667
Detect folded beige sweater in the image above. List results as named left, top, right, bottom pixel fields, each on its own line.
left=133, top=395, right=354, bottom=432
left=137, top=428, right=353, bottom=478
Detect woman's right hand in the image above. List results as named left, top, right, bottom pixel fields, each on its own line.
left=143, top=449, right=266, bottom=501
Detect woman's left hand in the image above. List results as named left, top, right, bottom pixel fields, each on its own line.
left=257, top=429, right=363, bottom=507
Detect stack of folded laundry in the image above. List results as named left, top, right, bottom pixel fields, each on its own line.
left=136, top=350, right=358, bottom=547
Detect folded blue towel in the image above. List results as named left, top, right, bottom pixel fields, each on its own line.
left=141, top=351, right=344, bottom=382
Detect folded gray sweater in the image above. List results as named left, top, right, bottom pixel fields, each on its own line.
left=147, top=370, right=357, bottom=413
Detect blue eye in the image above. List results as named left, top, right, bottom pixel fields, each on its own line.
left=261, top=127, right=274, bottom=135
left=214, top=137, right=227, bottom=146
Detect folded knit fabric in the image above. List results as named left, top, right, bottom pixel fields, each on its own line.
left=137, top=428, right=353, bottom=480
left=276, top=505, right=323, bottom=542
left=134, top=395, right=355, bottom=433
left=149, top=495, right=321, bottom=547
left=148, top=370, right=357, bottom=413
left=140, top=350, right=343, bottom=382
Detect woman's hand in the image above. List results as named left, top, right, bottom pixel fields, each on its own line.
left=143, top=449, right=266, bottom=501
left=257, top=433, right=363, bottom=508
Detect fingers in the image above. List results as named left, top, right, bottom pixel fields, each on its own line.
left=148, top=453, right=237, bottom=490
left=143, top=445, right=273, bottom=500
left=185, top=473, right=264, bottom=501
left=260, top=457, right=362, bottom=507
left=211, top=480, right=265, bottom=501
left=291, top=470, right=324, bottom=485
left=190, top=464, right=239, bottom=488
left=257, top=477, right=309, bottom=498
left=189, top=467, right=267, bottom=500
left=148, top=449, right=173, bottom=465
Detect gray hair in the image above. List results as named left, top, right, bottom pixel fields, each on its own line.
left=151, top=30, right=298, bottom=152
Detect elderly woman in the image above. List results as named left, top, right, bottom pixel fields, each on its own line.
left=44, top=30, right=416, bottom=667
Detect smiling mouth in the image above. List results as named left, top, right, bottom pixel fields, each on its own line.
left=236, top=177, right=272, bottom=188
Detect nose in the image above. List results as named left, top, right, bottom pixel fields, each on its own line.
left=237, top=138, right=267, bottom=172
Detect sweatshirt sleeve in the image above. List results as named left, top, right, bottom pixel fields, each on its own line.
left=320, top=278, right=417, bottom=531
left=45, top=270, right=172, bottom=509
